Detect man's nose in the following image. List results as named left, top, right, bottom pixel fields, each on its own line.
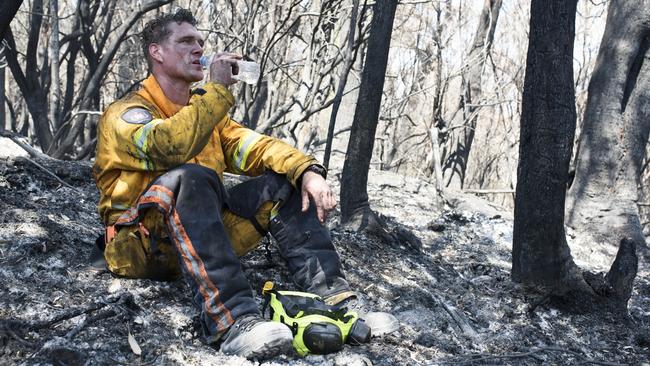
left=193, top=41, right=203, bottom=54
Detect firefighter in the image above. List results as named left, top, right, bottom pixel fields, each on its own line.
left=93, top=8, right=395, bottom=360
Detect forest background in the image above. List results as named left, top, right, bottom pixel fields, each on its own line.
left=0, top=0, right=611, bottom=208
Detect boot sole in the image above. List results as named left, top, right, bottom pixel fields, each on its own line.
left=248, top=330, right=294, bottom=360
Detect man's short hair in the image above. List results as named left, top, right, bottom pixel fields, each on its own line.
left=141, top=9, right=198, bottom=70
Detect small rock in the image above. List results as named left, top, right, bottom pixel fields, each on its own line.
left=365, top=311, right=400, bottom=336
left=108, top=279, right=122, bottom=293
left=427, top=222, right=445, bottom=232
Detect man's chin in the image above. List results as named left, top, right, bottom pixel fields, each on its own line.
left=189, top=73, right=204, bottom=82
left=183, top=68, right=204, bottom=83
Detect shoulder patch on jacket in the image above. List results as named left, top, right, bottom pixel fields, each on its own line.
left=121, top=108, right=153, bottom=124
left=191, top=88, right=207, bottom=96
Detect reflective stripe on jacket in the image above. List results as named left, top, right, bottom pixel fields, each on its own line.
left=93, top=75, right=319, bottom=225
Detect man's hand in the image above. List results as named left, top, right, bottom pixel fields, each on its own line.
left=301, top=171, right=336, bottom=224
left=209, top=52, right=242, bottom=86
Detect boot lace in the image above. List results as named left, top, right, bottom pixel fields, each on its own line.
left=231, top=314, right=264, bottom=333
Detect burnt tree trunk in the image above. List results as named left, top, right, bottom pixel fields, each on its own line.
left=340, top=0, right=397, bottom=226
left=515, top=0, right=638, bottom=313
left=563, top=0, right=647, bottom=309
left=5, top=20, right=53, bottom=150
left=512, top=0, right=579, bottom=287
left=243, top=80, right=267, bottom=130
left=341, top=0, right=397, bottom=223
left=567, top=0, right=650, bottom=262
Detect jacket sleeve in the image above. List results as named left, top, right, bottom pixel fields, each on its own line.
left=218, top=117, right=321, bottom=187
left=104, top=82, right=234, bottom=171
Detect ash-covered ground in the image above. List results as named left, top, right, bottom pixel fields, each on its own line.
left=1, top=140, right=649, bottom=366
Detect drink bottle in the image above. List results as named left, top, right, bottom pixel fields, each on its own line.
left=200, top=54, right=260, bottom=85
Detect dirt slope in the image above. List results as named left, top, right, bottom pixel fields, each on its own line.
left=0, top=149, right=649, bottom=365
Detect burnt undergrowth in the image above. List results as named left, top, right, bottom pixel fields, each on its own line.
left=0, top=155, right=648, bottom=365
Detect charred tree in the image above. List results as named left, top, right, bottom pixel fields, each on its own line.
left=4, top=0, right=54, bottom=150
left=567, top=0, right=650, bottom=264
left=514, top=0, right=638, bottom=313
left=513, top=0, right=579, bottom=287
left=340, top=0, right=398, bottom=228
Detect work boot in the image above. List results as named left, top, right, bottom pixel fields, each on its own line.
left=330, top=294, right=399, bottom=336
left=219, top=314, right=293, bottom=360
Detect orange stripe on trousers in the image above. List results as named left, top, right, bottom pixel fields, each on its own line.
left=171, top=210, right=235, bottom=326
left=137, top=185, right=235, bottom=329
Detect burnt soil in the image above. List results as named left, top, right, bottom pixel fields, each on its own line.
left=0, top=154, right=649, bottom=366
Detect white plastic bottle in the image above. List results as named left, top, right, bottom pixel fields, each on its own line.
left=200, top=54, right=260, bottom=85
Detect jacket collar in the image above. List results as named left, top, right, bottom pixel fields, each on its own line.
left=137, top=75, right=183, bottom=118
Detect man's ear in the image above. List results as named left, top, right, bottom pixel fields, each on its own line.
left=149, top=43, right=163, bottom=64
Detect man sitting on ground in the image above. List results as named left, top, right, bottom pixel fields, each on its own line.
left=93, top=8, right=395, bottom=360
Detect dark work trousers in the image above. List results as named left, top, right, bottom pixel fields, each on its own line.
left=268, top=182, right=350, bottom=298
left=128, top=164, right=350, bottom=343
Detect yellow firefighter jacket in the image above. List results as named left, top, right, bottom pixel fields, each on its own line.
left=93, top=75, right=318, bottom=226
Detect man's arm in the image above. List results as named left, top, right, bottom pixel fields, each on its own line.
left=101, top=82, right=234, bottom=171
left=218, top=119, right=336, bottom=222
left=218, top=118, right=319, bottom=185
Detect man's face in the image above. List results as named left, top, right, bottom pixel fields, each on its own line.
left=151, top=22, right=205, bottom=83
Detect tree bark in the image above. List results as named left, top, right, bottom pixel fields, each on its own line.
left=429, top=125, right=444, bottom=195
left=515, top=0, right=639, bottom=313
left=49, top=0, right=61, bottom=130
left=340, top=0, right=398, bottom=225
left=246, top=80, right=268, bottom=131
left=566, top=0, right=650, bottom=256
left=512, top=0, right=579, bottom=286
